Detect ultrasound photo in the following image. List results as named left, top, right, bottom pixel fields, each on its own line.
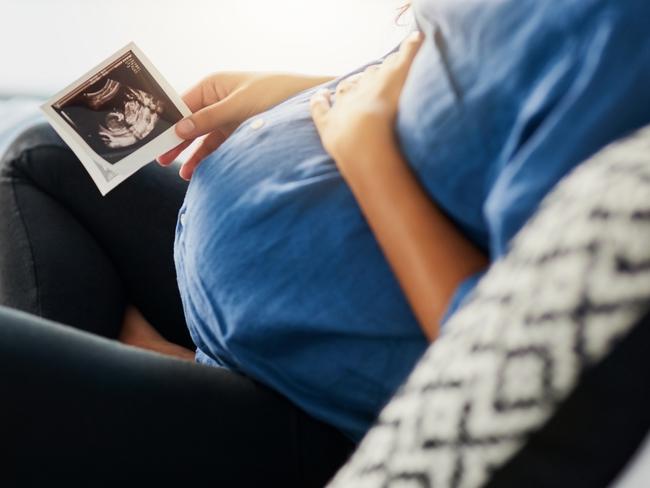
left=42, top=42, right=190, bottom=195
left=52, top=50, right=183, bottom=164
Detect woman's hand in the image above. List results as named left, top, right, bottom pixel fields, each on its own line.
left=310, top=30, right=487, bottom=340
left=310, top=31, right=424, bottom=178
left=158, top=71, right=335, bottom=180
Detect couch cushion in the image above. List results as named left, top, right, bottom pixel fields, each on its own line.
left=327, top=126, right=650, bottom=488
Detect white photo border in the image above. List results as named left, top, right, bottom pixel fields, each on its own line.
left=40, top=42, right=191, bottom=195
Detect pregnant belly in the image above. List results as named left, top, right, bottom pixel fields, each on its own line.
left=173, top=83, right=428, bottom=440
left=177, top=119, right=418, bottom=341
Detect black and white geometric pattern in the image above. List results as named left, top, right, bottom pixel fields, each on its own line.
left=327, top=126, right=650, bottom=488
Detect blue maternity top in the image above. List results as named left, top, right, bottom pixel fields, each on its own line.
left=174, top=0, right=650, bottom=441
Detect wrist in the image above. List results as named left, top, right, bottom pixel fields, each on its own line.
left=334, top=120, right=402, bottom=182
left=277, top=73, right=337, bottom=95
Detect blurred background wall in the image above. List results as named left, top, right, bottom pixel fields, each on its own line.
left=1, top=0, right=412, bottom=98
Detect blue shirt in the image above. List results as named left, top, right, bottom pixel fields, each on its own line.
left=174, top=0, right=650, bottom=442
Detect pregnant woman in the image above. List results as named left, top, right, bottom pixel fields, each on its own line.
left=1, top=0, right=649, bottom=486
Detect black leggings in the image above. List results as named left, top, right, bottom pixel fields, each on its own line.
left=0, top=124, right=353, bottom=487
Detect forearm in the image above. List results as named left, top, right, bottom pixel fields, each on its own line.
left=259, top=73, right=337, bottom=102
left=291, top=73, right=338, bottom=87
left=309, top=31, right=480, bottom=338
left=339, top=134, right=488, bottom=340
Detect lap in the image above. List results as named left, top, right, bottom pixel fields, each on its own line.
left=0, top=305, right=353, bottom=486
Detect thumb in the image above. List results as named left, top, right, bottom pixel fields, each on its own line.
left=397, top=30, right=424, bottom=69
left=175, top=97, right=239, bottom=139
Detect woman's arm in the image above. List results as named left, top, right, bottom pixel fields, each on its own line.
left=339, top=136, right=486, bottom=340
left=158, top=72, right=336, bottom=179
left=311, top=32, right=487, bottom=340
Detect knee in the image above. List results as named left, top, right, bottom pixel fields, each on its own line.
left=0, top=123, right=79, bottom=186
left=0, top=123, right=67, bottom=179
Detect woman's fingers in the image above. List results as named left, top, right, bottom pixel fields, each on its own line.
left=336, top=70, right=374, bottom=97
left=175, top=76, right=240, bottom=140
left=178, top=129, right=229, bottom=180
left=180, top=75, right=222, bottom=112
left=397, top=31, right=424, bottom=67
left=382, top=31, right=424, bottom=93
left=335, top=73, right=362, bottom=97
left=175, top=97, right=240, bottom=139
left=156, top=139, right=193, bottom=166
left=310, top=88, right=332, bottom=128
left=157, top=124, right=230, bottom=175
left=335, top=80, right=352, bottom=97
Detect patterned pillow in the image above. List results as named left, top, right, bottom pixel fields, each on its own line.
left=327, top=127, right=650, bottom=488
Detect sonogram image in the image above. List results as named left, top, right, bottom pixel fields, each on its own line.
left=93, top=81, right=164, bottom=149
left=53, top=51, right=182, bottom=164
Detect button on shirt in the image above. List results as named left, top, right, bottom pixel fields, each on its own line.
left=174, top=0, right=650, bottom=442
